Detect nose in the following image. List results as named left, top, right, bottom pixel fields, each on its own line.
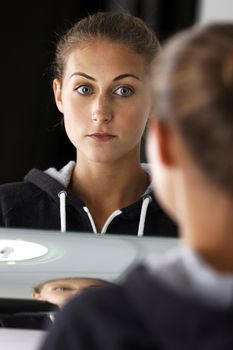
left=91, top=95, right=113, bottom=123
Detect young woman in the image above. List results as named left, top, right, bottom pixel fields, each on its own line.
left=0, top=11, right=177, bottom=236
left=39, top=23, right=233, bottom=350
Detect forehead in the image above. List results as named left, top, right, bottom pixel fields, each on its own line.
left=64, top=39, right=147, bottom=79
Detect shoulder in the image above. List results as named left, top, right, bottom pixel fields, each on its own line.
left=69, top=283, right=145, bottom=340
left=60, top=283, right=130, bottom=323
left=0, top=180, right=40, bottom=201
left=55, top=267, right=166, bottom=330
left=0, top=163, right=68, bottom=207
left=0, top=179, right=43, bottom=218
left=0, top=181, right=40, bottom=199
left=41, top=264, right=233, bottom=350
left=40, top=266, right=185, bottom=350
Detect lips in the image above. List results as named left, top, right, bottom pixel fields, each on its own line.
left=87, top=133, right=116, bottom=142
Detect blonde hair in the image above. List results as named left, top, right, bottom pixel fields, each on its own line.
left=53, top=11, right=160, bottom=80
left=152, top=23, right=233, bottom=192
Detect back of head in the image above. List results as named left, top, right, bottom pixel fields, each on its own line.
left=152, top=23, right=233, bottom=193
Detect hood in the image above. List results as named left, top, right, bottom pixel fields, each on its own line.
left=24, top=162, right=159, bottom=235
left=24, top=161, right=84, bottom=207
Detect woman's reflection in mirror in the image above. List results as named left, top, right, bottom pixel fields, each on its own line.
left=0, top=11, right=177, bottom=237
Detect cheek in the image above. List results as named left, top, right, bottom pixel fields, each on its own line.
left=121, top=104, right=149, bottom=137
left=62, top=92, right=88, bottom=121
left=63, top=118, right=80, bottom=148
left=47, top=292, right=66, bottom=303
left=62, top=101, right=88, bottom=146
left=40, top=290, right=55, bottom=303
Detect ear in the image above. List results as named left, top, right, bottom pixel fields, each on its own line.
left=53, top=79, right=64, bottom=113
left=147, top=118, right=175, bottom=167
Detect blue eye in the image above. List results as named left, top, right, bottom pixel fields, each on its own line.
left=114, top=87, right=133, bottom=97
left=76, top=85, right=93, bottom=95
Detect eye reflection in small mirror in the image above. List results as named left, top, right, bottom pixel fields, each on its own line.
left=32, top=277, right=111, bottom=309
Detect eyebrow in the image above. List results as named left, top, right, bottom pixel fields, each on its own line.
left=113, top=73, right=141, bottom=81
left=69, top=72, right=141, bottom=81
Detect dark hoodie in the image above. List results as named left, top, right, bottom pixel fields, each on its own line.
left=39, top=248, right=233, bottom=350
left=0, top=161, right=177, bottom=236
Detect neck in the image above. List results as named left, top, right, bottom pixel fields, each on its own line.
left=179, top=176, right=233, bottom=273
left=70, top=153, right=150, bottom=231
left=72, top=160, right=149, bottom=204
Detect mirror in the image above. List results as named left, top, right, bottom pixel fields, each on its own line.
left=0, top=228, right=179, bottom=299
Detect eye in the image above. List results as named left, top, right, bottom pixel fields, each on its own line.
left=76, top=85, right=93, bottom=95
left=53, top=287, right=72, bottom=292
left=114, top=86, right=134, bottom=97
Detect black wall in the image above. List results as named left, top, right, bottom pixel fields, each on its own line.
left=0, top=0, right=198, bottom=184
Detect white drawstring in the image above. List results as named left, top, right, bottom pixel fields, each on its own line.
left=83, top=207, right=122, bottom=234
left=83, top=207, right=98, bottom=233
left=58, top=191, right=67, bottom=232
left=137, top=195, right=152, bottom=237
left=58, top=192, right=151, bottom=236
left=100, top=210, right=122, bottom=234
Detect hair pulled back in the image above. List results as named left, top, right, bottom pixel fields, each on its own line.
left=53, top=11, right=160, bottom=80
left=152, top=23, right=233, bottom=192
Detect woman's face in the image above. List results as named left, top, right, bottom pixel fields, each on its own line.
left=53, top=39, right=153, bottom=164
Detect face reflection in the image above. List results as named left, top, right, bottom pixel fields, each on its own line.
left=53, top=39, right=152, bottom=164
left=33, top=279, right=106, bottom=308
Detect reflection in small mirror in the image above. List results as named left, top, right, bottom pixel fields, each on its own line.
left=32, top=277, right=111, bottom=309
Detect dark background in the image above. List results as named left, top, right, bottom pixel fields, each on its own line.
left=0, top=0, right=198, bottom=184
